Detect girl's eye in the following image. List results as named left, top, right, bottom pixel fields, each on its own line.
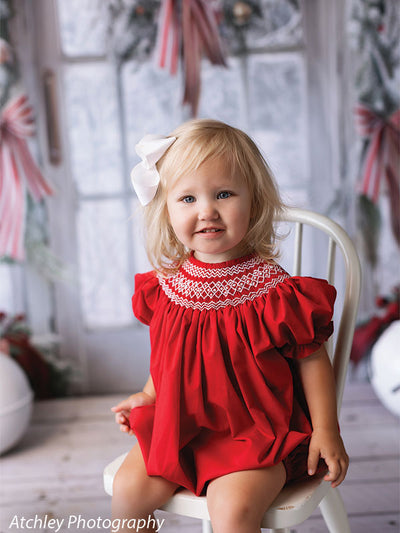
left=217, top=191, right=232, bottom=200
left=182, top=196, right=195, bottom=204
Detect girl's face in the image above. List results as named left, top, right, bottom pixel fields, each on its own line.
left=166, top=157, right=252, bottom=263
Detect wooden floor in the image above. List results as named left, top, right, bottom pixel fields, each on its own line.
left=1, top=381, right=399, bottom=533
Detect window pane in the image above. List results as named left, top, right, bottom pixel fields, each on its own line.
left=223, top=0, right=303, bottom=52
left=57, top=0, right=108, bottom=57
left=248, top=54, right=308, bottom=188
left=77, top=199, right=133, bottom=329
left=122, top=60, right=183, bottom=167
left=64, top=63, right=124, bottom=195
left=123, top=57, right=246, bottom=170
left=198, top=58, right=244, bottom=127
left=249, top=0, right=303, bottom=48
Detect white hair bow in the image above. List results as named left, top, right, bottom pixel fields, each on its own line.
left=130, top=134, right=176, bottom=205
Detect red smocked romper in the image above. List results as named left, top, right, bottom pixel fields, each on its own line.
left=129, top=253, right=336, bottom=496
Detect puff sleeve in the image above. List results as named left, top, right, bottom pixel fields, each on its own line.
left=131, top=271, right=160, bottom=325
left=263, top=276, right=336, bottom=359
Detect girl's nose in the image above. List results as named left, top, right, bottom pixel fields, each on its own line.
left=198, top=200, right=219, bottom=220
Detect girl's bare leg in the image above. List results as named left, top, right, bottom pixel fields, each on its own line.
left=206, top=463, right=286, bottom=533
left=111, top=442, right=179, bottom=533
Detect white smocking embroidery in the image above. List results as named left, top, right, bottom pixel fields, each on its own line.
left=158, top=258, right=289, bottom=310
left=182, top=255, right=263, bottom=278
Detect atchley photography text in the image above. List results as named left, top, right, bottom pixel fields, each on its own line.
left=8, top=514, right=165, bottom=532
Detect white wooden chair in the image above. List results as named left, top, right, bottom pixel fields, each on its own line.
left=104, top=207, right=361, bottom=533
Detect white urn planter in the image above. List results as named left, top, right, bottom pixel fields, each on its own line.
left=0, top=351, right=33, bottom=455
left=370, top=321, right=400, bottom=418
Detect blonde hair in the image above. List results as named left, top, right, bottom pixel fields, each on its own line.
left=142, top=119, right=285, bottom=275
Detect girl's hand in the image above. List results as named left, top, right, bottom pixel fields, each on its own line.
left=111, top=392, right=155, bottom=436
left=307, top=428, right=349, bottom=488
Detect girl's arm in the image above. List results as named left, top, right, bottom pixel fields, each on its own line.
left=111, top=374, right=156, bottom=435
left=297, top=345, right=349, bottom=487
left=142, top=374, right=156, bottom=400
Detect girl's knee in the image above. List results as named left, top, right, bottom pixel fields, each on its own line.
left=207, top=493, right=259, bottom=531
left=112, top=454, right=178, bottom=514
left=112, top=462, right=145, bottom=502
left=112, top=445, right=151, bottom=501
left=206, top=466, right=286, bottom=532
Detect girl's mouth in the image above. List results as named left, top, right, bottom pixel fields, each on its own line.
left=195, top=228, right=224, bottom=238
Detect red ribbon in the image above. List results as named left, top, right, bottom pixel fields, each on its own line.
left=156, top=0, right=180, bottom=75
left=355, top=104, right=400, bottom=203
left=155, top=0, right=226, bottom=116
left=0, top=94, right=53, bottom=260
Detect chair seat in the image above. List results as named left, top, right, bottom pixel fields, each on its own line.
left=104, top=452, right=329, bottom=528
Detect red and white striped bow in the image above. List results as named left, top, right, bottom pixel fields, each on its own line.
left=0, top=94, right=53, bottom=260
left=355, top=104, right=400, bottom=201
left=155, top=0, right=226, bottom=116
left=156, top=0, right=180, bottom=76
left=355, top=104, right=400, bottom=244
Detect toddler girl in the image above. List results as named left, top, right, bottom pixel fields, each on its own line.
left=111, top=119, right=349, bottom=533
